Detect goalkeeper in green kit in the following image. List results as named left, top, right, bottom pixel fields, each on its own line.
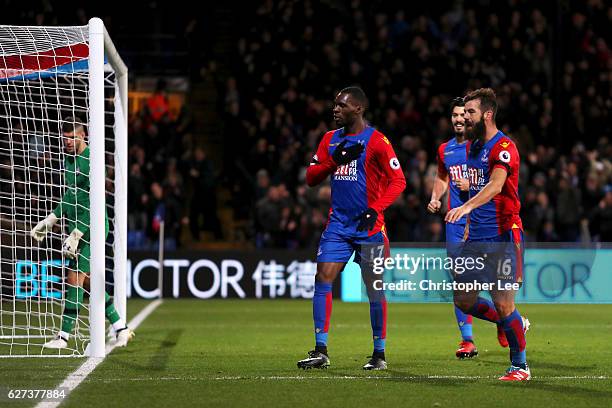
left=31, top=117, right=134, bottom=349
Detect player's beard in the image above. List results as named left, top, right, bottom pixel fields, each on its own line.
left=465, top=118, right=485, bottom=141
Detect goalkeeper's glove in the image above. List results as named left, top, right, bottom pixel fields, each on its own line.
left=356, top=208, right=378, bottom=232
left=30, top=213, right=59, bottom=242
left=332, top=140, right=365, bottom=165
left=62, top=228, right=84, bottom=259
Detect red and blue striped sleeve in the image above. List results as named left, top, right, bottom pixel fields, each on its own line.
left=436, top=142, right=448, bottom=179
left=306, top=131, right=336, bottom=186
left=490, top=138, right=519, bottom=175
left=367, top=132, right=406, bottom=214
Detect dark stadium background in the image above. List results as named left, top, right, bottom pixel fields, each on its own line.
left=2, top=3, right=612, bottom=406
left=6, top=0, right=610, bottom=253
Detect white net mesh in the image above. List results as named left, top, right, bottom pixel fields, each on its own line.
left=0, top=24, right=121, bottom=357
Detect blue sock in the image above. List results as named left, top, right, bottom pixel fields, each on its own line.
left=313, top=282, right=332, bottom=347
left=501, top=309, right=527, bottom=368
left=454, top=305, right=473, bottom=341
left=466, top=297, right=500, bottom=324
left=370, top=299, right=387, bottom=352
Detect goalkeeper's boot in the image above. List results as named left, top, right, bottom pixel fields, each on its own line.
left=456, top=340, right=478, bottom=359
left=297, top=349, right=330, bottom=370
left=363, top=351, right=387, bottom=370
left=44, top=334, right=68, bottom=349
left=115, top=326, right=135, bottom=347
left=499, top=364, right=531, bottom=381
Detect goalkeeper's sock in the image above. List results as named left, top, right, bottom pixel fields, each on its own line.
left=104, top=292, right=126, bottom=331
left=313, top=282, right=332, bottom=347
left=61, top=285, right=84, bottom=337
left=104, top=292, right=118, bottom=323
left=466, top=297, right=500, bottom=324
left=501, top=308, right=527, bottom=369
left=369, top=298, right=387, bottom=352
left=454, top=305, right=474, bottom=341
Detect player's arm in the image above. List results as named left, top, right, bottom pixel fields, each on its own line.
left=455, top=177, right=470, bottom=192
left=306, top=132, right=365, bottom=186
left=63, top=162, right=91, bottom=259
left=50, top=159, right=74, bottom=221
left=62, top=201, right=87, bottom=259
left=371, top=136, right=406, bottom=213
left=446, top=167, right=507, bottom=223
left=306, top=132, right=337, bottom=187
left=446, top=141, right=518, bottom=223
left=428, top=144, right=449, bottom=213
left=357, top=134, right=406, bottom=231
left=74, top=199, right=90, bottom=237
left=30, top=188, right=68, bottom=242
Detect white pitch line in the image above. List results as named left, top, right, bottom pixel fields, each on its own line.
left=89, top=375, right=611, bottom=382
left=35, top=299, right=163, bottom=408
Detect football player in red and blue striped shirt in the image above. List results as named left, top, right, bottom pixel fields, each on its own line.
left=446, top=88, right=531, bottom=381
left=429, top=97, right=479, bottom=358
left=297, top=87, right=406, bottom=371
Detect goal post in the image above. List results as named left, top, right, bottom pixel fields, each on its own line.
left=0, top=18, right=128, bottom=358
left=90, top=17, right=128, bottom=358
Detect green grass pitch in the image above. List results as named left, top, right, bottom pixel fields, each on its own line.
left=2, top=299, right=612, bottom=407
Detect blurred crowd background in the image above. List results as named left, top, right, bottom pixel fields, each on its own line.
left=223, top=0, right=611, bottom=247
left=7, top=0, right=611, bottom=248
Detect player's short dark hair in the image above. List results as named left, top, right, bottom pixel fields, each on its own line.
left=450, top=96, right=464, bottom=114
left=339, top=86, right=369, bottom=112
left=463, top=88, right=497, bottom=121
left=62, top=116, right=86, bottom=134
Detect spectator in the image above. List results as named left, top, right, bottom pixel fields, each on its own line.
left=255, top=185, right=282, bottom=248
left=146, top=79, right=170, bottom=123
left=556, top=176, right=583, bottom=241
left=147, top=182, right=181, bottom=250
left=188, top=147, right=222, bottom=241
left=590, top=186, right=612, bottom=242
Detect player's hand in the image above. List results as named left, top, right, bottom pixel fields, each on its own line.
left=332, top=140, right=365, bottom=165
left=427, top=199, right=442, bottom=213
left=455, top=178, right=470, bottom=192
left=62, top=228, right=84, bottom=259
left=356, top=208, right=378, bottom=231
left=30, top=213, right=59, bottom=242
left=445, top=204, right=472, bottom=224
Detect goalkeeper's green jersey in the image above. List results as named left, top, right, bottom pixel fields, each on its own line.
left=52, top=146, right=109, bottom=242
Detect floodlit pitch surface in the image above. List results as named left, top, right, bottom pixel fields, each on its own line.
left=2, top=299, right=612, bottom=407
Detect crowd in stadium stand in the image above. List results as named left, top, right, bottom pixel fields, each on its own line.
left=126, top=80, right=224, bottom=250
left=223, top=0, right=611, bottom=248
left=28, top=0, right=607, bottom=249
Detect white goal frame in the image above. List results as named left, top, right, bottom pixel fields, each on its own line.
left=0, top=17, right=127, bottom=358
left=89, top=17, right=128, bottom=358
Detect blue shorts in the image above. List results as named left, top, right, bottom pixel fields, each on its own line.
left=445, top=222, right=466, bottom=258
left=455, top=228, right=524, bottom=285
left=317, top=228, right=389, bottom=264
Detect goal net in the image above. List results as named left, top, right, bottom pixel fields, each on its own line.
left=0, top=19, right=127, bottom=357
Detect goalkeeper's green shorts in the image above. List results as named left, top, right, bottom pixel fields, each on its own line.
left=68, top=242, right=91, bottom=274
